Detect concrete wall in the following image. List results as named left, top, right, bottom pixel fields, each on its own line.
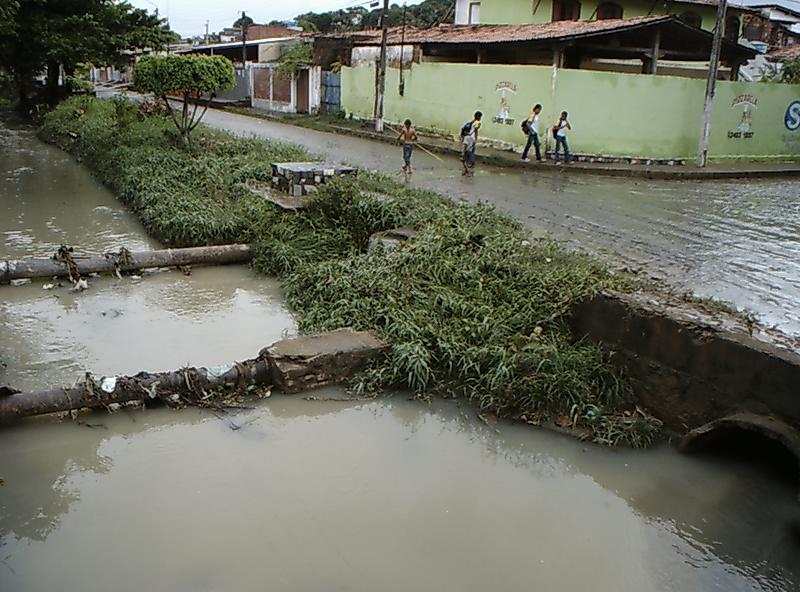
left=341, top=61, right=800, bottom=160
left=570, top=291, right=800, bottom=433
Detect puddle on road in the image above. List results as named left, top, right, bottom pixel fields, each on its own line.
left=1, top=395, right=798, bottom=592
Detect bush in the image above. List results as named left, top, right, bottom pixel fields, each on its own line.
left=134, top=54, right=235, bottom=145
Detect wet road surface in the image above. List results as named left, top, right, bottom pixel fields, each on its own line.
left=197, top=108, right=800, bottom=335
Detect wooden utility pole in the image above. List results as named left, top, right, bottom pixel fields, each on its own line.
left=697, top=0, right=728, bottom=167
left=374, top=0, right=389, bottom=133
left=241, top=10, right=248, bottom=64
left=398, top=3, right=407, bottom=96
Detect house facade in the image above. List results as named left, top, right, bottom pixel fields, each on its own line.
left=456, top=0, right=746, bottom=37
left=335, top=0, right=799, bottom=161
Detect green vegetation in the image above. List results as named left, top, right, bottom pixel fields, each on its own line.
left=39, top=96, right=661, bottom=446
left=296, top=0, right=453, bottom=32
left=0, top=1, right=176, bottom=109
left=277, top=43, right=313, bottom=77
left=134, top=55, right=235, bottom=146
left=761, top=55, right=800, bottom=85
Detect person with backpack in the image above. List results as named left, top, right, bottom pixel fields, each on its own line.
left=521, top=104, right=542, bottom=162
left=460, top=111, right=482, bottom=176
left=397, top=119, right=418, bottom=175
left=552, top=111, right=572, bottom=165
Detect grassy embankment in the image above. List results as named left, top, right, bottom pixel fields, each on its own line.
left=39, top=96, right=661, bottom=446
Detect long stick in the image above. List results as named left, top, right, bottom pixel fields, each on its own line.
left=387, top=124, right=444, bottom=162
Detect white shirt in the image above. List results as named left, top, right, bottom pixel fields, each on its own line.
left=556, top=119, right=569, bottom=138
left=530, top=114, right=540, bottom=135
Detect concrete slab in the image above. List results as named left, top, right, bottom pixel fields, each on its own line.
left=263, top=328, right=388, bottom=393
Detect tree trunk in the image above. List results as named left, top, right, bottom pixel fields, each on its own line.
left=0, top=329, right=387, bottom=421
left=0, top=357, right=271, bottom=420
left=1, top=244, right=253, bottom=284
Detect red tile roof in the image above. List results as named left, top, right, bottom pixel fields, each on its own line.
left=339, top=16, right=674, bottom=46
left=768, top=44, right=800, bottom=59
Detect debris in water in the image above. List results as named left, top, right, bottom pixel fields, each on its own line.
left=42, top=283, right=55, bottom=290
left=99, top=376, right=117, bottom=393
left=130, top=275, right=142, bottom=281
left=69, top=278, right=89, bottom=292
left=10, top=278, right=31, bottom=286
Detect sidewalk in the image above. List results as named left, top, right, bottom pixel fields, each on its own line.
left=224, top=107, right=800, bottom=180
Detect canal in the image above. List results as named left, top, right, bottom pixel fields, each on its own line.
left=1, top=117, right=798, bottom=591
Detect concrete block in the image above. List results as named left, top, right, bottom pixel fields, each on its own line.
left=264, top=328, right=388, bottom=393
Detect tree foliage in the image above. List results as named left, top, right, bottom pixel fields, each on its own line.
left=233, top=15, right=254, bottom=29
left=761, top=55, right=800, bottom=84
left=277, top=43, right=312, bottom=77
left=296, top=0, right=453, bottom=33
left=0, top=0, right=176, bottom=107
left=134, top=54, right=235, bottom=145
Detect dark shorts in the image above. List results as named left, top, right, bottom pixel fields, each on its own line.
left=462, top=145, right=476, bottom=167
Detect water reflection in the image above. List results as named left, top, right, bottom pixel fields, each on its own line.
left=0, top=120, right=156, bottom=259
left=0, top=397, right=796, bottom=591
left=0, top=267, right=296, bottom=391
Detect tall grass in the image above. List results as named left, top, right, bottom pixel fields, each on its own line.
left=39, top=96, right=660, bottom=446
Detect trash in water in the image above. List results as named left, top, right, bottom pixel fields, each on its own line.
left=206, top=362, right=235, bottom=379
left=99, top=376, right=117, bottom=393
left=10, top=278, right=31, bottom=287
left=69, top=278, right=89, bottom=292
left=42, top=283, right=55, bottom=290
left=130, top=275, right=142, bottom=281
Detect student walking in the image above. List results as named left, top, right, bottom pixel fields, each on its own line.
left=553, top=111, right=572, bottom=165
left=521, top=103, right=542, bottom=162
left=460, top=111, right=482, bottom=176
left=397, top=119, right=418, bottom=175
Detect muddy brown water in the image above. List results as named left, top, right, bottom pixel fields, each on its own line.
left=2, top=117, right=799, bottom=591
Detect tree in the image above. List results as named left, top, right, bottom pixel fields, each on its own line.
left=294, top=0, right=453, bottom=33
left=0, top=0, right=175, bottom=108
left=761, top=55, right=800, bottom=84
left=134, top=54, right=235, bottom=146
left=233, top=15, right=254, bottom=29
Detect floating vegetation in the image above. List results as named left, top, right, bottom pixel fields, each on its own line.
left=39, top=97, right=660, bottom=446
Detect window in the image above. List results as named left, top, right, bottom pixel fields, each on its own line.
left=725, top=16, right=740, bottom=42
left=468, top=2, right=480, bottom=24
left=552, top=0, right=581, bottom=21
left=596, top=2, right=623, bottom=19
left=679, top=11, right=702, bottom=28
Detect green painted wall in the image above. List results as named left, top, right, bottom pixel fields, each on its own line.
left=479, top=0, right=724, bottom=31
left=710, top=82, right=800, bottom=160
left=341, top=62, right=800, bottom=160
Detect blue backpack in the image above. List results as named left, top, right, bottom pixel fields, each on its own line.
left=460, top=121, right=472, bottom=138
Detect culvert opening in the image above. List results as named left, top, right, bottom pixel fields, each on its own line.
left=684, top=425, right=800, bottom=490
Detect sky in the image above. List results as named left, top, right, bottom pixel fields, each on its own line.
left=129, top=0, right=424, bottom=38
